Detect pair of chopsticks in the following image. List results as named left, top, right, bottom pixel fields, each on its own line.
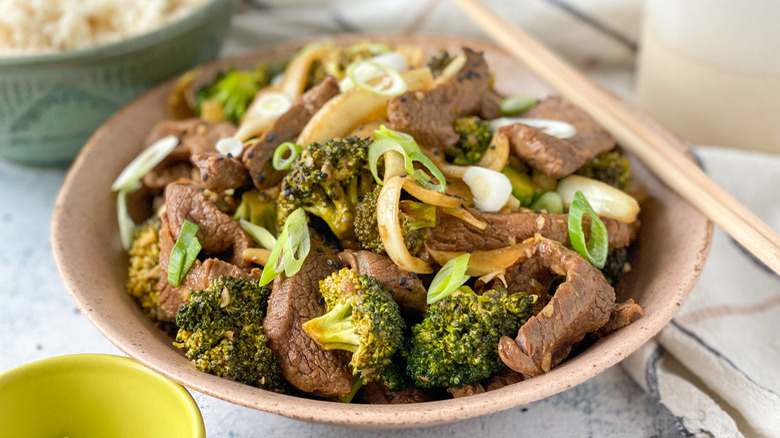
left=453, top=0, right=780, bottom=275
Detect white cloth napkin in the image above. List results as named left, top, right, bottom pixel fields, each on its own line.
left=225, top=2, right=780, bottom=435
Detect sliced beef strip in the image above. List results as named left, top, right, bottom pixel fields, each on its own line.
left=164, top=182, right=251, bottom=268
left=594, top=298, right=643, bottom=338
left=338, top=250, right=427, bottom=316
left=388, top=48, right=494, bottom=148
left=191, top=152, right=249, bottom=192
left=359, top=383, right=432, bottom=404
left=263, top=242, right=354, bottom=397
left=242, top=76, right=340, bottom=188
left=142, top=119, right=237, bottom=190
left=424, top=208, right=638, bottom=262
left=448, top=383, right=486, bottom=398
left=498, top=238, right=616, bottom=377
left=483, top=369, right=524, bottom=391
left=500, top=97, right=616, bottom=178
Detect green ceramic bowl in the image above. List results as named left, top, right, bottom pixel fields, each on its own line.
left=0, top=0, right=238, bottom=166
left=0, top=354, right=205, bottom=438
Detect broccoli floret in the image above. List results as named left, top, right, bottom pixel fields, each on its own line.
left=407, top=289, right=537, bottom=388
left=601, top=247, right=631, bottom=286
left=575, top=151, right=631, bottom=191
left=302, top=268, right=405, bottom=383
left=174, top=276, right=284, bottom=392
left=354, top=185, right=437, bottom=255
left=427, top=49, right=453, bottom=77
left=196, top=63, right=269, bottom=124
left=445, top=117, right=492, bottom=166
left=126, top=217, right=165, bottom=320
left=276, top=137, right=376, bottom=243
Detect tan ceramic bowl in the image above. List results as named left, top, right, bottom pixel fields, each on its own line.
left=52, top=35, right=712, bottom=428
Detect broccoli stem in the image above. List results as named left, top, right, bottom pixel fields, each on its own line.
left=303, top=301, right=362, bottom=353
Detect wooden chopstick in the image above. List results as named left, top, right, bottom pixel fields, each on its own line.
left=453, top=0, right=780, bottom=275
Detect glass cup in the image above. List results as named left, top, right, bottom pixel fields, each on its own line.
left=636, top=0, right=780, bottom=153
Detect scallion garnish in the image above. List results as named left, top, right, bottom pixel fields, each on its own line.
left=167, top=220, right=202, bottom=286
left=567, top=191, right=608, bottom=268
left=368, top=125, right=447, bottom=192
left=116, top=190, right=137, bottom=251
left=530, top=192, right=564, bottom=214
left=239, top=219, right=277, bottom=250
left=499, top=95, right=537, bottom=116
left=427, top=253, right=471, bottom=304
left=258, top=208, right=310, bottom=286
left=272, top=142, right=303, bottom=170
left=112, top=135, right=179, bottom=192
left=345, top=60, right=407, bottom=96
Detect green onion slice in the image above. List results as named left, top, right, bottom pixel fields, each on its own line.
left=112, top=135, right=178, bottom=192
left=259, top=208, right=310, bottom=286
left=499, top=95, right=537, bottom=116
left=530, top=191, right=564, bottom=214
left=427, top=253, right=471, bottom=304
left=272, top=142, right=303, bottom=170
left=167, top=220, right=202, bottom=287
left=369, top=125, right=447, bottom=192
left=117, top=190, right=137, bottom=251
left=346, top=60, right=407, bottom=96
left=568, top=191, right=608, bottom=268
left=239, top=219, right=277, bottom=250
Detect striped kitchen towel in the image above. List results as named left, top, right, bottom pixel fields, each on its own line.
left=623, top=147, right=780, bottom=438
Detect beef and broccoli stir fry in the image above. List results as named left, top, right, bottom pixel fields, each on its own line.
left=115, top=41, right=644, bottom=402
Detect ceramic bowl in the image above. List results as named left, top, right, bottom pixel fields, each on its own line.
left=0, top=0, right=239, bottom=166
left=51, top=35, right=712, bottom=428
left=0, top=354, right=205, bottom=438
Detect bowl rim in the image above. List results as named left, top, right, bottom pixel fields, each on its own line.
left=0, top=0, right=236, bottom=67
left=52, top=34, right=713, bottom=427
left=0, top=354, right=206, bottom=436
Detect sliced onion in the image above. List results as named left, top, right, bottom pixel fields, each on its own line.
left=433, top=54, right=467, bottom=86
left=462, top=166, right=513, bottom=212
left=216, top=137, right=244, bottom=157
left=401, top=178, right=462, bottom=208
left=243, top=248, right=271, bottom=266
left=475, top=132, right=510, bottom=172
left=440, top=207, right=487, bottom=230
left=377, top=176, right=433, bottom=274
left=426, top=239, right=536, bottom=277
left=489, top=117, right=576, bottom=139
left=556, top=175, right=639, bottom=223
left=253, top=92, right=292, bottom=119
left=112, top=135, right=178, bottom=192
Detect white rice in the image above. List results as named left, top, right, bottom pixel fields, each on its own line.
left=0, top=0, right=209, bottom=56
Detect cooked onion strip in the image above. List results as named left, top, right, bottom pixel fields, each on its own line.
left=377, top=176, right=433, bottom=274
left=401, top=179, right=461, bottom=208
left=557, top=175, right=639, bottom=223
left=433, top=54, right=467, bottom=86
left=440, top=207, right=487, bottom=230
left=476, top=132, right=510, bottom=171
left=234, top=86, right=284, bottom=141
left=280, top=45, right=331, bottom=99
left=426, top=240, right=536, bottom=277
left=297, top=68, right=433, bottom=146
left=243, top=248, right=271, bottom=266
left=489, top=117, right=576, bottom=139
